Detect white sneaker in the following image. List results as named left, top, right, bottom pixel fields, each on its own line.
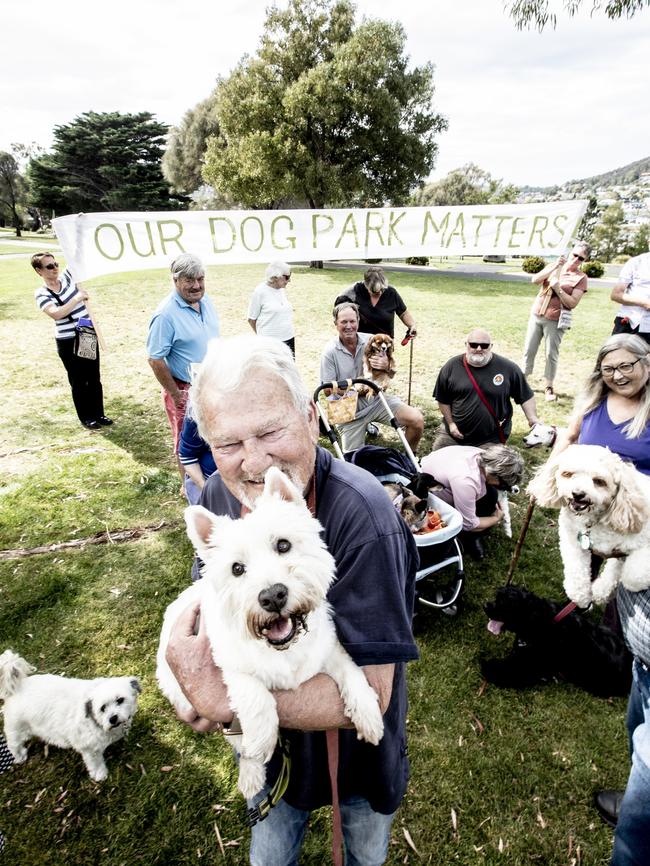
left=366, top=423, right=379, bottom=437
left=545, top=387, right=557, bottom=402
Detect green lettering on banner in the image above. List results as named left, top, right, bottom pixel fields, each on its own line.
left=312, top=214, right=335, bottom=248
left=335, top=213, right=360, bottom=249
left=387, top=210, right=406, bottom=246
left=527, top=215, right=549, bottom=248
left=508, top=217, right=526, bottom=249
left=209, top=217, right=236, bottom=253
left=126, top=222, right=155, bottom=257
left=94, top=223, right=124, bottom=261
left=493, top=216, right=513, bottom=246
left=445, top=213, right=467, bottom=249
left=364, top=211, right=385, bottom=247
left=471, top=215, right=491, bottom=244
left=549, top=215, right=569, bottom=248
left=157, top=220, right=185, bottom=255
left=271, top=215, right=296, bottom=250
left=420, top=211, right=450, bottom=245
left=240, top=216, right=264, bottom=252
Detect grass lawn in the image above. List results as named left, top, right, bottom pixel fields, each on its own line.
left=0, top=255, right=625, bottom=865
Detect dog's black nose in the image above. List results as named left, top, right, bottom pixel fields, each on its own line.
left=258, top=583, right=288, bottom=613
left=572, top=490, right=587, bottom=501
left=109, top=714, right=119, bottom=726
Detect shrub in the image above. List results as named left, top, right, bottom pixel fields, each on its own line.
left=582, top=260, right=605, bottom=278
left=364, top=258, right=382, bottom=264
left=613, top=254, right=630, bottom=265
left=405, top=256, right=430, bottom=266
left=521, top=256, right=546, bottom=274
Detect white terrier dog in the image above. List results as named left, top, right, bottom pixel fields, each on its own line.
left=528, top=444, right=650, bottom=607
left=523, top=423, right=557, bottom=449
left=0, top=650, right=140, bottom=782
left=157, top=467, right=384, bottom=799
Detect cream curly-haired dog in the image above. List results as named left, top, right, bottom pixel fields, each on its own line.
left=528, top=444, right=650, bottom=608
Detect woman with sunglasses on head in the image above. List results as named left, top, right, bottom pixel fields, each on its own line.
left=522, top=241, right=591, bottom=403
left=32, top=252, right=111, bottom=430
left=558, top=334, right=650, bottom=858
left=247, top=260, right=295, bottom=356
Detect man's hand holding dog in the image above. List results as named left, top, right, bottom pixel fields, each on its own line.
left=166, top=602, right=231, bottom=733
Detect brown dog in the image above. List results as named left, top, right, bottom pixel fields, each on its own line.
left=362, top=334, right=396, bottom=392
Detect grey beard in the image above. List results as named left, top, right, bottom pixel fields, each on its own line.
left=467, top=352, right=492, bottom=367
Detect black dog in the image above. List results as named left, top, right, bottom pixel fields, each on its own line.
left=480, top=586, right=632, bottom=698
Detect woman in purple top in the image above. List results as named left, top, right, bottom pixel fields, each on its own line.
left=565, top=334, right=650, bottom=474
left=562, top=334, right=650, bottom=858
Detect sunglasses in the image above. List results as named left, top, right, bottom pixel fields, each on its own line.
left=572, top=252, right=586, bottom=262
left=467, top=341, right=491, bottom=350
left=282, top=274, right=291, bottom=280
left=44, top=262, right=59, bottom=270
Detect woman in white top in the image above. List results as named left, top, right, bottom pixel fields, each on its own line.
left=247, top=261, right=295, bottom=356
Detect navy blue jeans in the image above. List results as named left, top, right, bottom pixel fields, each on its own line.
left=611, top=658, right=650, bottom=866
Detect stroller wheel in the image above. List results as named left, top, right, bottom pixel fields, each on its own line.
left=434, top=588, right=459, bottom=617
left=441, top=602, right=459, bottom=617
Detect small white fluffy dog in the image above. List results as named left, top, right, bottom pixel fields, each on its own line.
left=528, top=444, right=650, bottom=607
left=156, top=467, right=384, bottom=799
left=0, top=650, right=140, bottom=782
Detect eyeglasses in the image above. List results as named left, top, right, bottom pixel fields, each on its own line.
left=600, top=359, right=643, bottom=378
left=572, top=252, right=586, bottom=262
left=44, top=262, right=59, bottom=270
left=467, top=342, right=491, bottom=350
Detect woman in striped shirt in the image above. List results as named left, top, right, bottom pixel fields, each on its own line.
left=32, top=252, right=111, bottom=430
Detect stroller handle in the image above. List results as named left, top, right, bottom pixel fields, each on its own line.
left=313, top=378, right=381, bottom=400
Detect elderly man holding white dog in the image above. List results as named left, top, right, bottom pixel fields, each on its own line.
left=165, top=334, right=419, bottom=866
left=320, top=301, right=424, bottom=453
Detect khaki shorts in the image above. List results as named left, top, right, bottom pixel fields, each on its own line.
left=339, top=395, right=404, bottom=452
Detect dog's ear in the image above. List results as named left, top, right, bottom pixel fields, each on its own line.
left=85, top=699, right=93, bottom=719
left=262, top=466, right=304, bottom=507
left=130, top=677, right=142, bottom=694
left=607, top=460, right=650, bottom=534
left=408, top=472, right=435, bottom=499
left=527, top=451, right=563, bottom=507
left=184, top=505, right=230, bottom=554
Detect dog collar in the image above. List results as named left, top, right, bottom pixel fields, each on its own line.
left=577, top=530, right=592, bottom=551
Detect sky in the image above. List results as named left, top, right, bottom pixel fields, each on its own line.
left=3, top=0, right=649, bottom=189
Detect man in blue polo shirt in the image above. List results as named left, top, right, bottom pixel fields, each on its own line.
left=165, top=335, right=418, bottom=865
left=147, top=253, right=219, bottom=485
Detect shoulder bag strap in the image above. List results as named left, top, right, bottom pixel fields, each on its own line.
left=462, top=357, right=506, bottom=444
left=45, top=286, right=77, bottom=325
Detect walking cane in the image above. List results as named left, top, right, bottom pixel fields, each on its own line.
left=505, top=495, right=536, bottom=585
left=401, top=329, right=415, bottom=404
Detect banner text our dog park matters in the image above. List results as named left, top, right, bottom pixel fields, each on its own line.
left=53, top=200, right=588, bottom=282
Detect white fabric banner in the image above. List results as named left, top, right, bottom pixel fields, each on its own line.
left=53, top=200, right=587, bottom=282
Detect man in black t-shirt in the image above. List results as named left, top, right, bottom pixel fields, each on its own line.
left=432, top=328, right=539, bottom=450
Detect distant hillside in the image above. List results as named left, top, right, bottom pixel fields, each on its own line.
left=522, top=155, right=650, bottom=194
left=568, top=155, right=650, bottom=187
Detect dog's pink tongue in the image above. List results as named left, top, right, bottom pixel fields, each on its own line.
left=267, top=617, right=292, bottom=641
left=487, top=619, right=504, bottom=635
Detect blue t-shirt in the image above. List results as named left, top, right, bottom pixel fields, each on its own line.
left=146, top=290, right=220, bottom=383
left=199, top=446, right=419, bottom=814
left=178, top=416, right=216, bottom=479
left=579, top=399, right=650, bottom=475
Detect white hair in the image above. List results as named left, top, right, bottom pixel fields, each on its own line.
left=265, top=261, right=291, bottom=281
left=190, top=335, right=311, bottom=442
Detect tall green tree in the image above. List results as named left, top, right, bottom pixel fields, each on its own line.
left=0, top=151, right=27, bottom=236
left=28, top=111, right=177, bottom=214
left=591, top=201, right=626, bottom=262
left=624, top=222, right=650, bottom=257
left=162, top=93, right=221, bottom=197
left=203, top=0, right=446, bottom=209
left=506, top=0, right=649, bottom=30
left=411, top=163, right=519, bottom=206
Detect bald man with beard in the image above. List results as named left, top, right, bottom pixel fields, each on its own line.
left=431, top=328, right=539, bottom=451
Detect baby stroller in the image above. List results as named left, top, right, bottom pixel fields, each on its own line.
left=314, top=378, right=465, bottom=616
